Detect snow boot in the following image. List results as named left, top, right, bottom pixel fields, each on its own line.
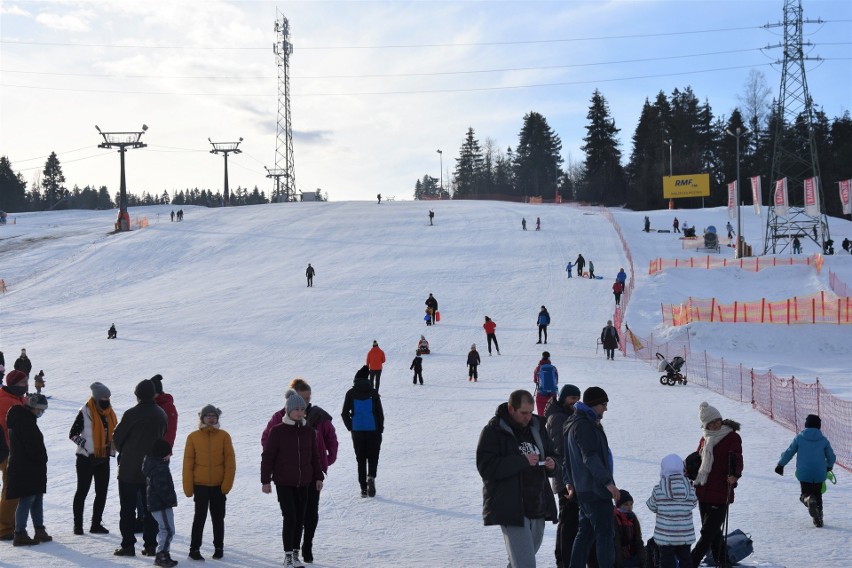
left=301, top=543, right=313, bottom=563
left=34, top=526, right=53, bottom=542
left=142, top=544, right=158, bottom=556
left=188, top=549, right=205, bottom=561
left=367, top=476, right=376, bottom=497
left=155, top=551, right=179, bottom=567
left=90, top=523, right=110, bottom=534
left=13, top=531, right=40, bottom=546
left=284, top=551, right=295, bottom=568
left=292, top=550, right=306, bottom=568
left=74, top=525, right=84, bottom=536
left=212, top=548, right=223, bottom=559
left=114, top=545, right=136, bottom=556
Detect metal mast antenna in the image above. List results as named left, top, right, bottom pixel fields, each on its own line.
left=762, top=0, right=829, bottom=254
left=268, top=11, right=296, bottom=202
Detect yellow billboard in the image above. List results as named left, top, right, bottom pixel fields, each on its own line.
left=663, top=174, right=710, bottom=198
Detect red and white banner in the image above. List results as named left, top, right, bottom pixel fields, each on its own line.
left=750, top=176, right=762, bottom=216
left=839, top=179, right=852, bottom=215
left=727, top=181, right=737, bottom=220
left=774, top=178, right=789, bottom=217
left=804, top=176, right=820, bottom=217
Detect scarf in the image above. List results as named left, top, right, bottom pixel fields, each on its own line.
left=87, top=397, right=118, bottom=459
left=695, top=425, right=732, bottom=486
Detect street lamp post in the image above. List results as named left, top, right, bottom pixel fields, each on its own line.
left=209, top=137, right=243, bottom=206
left=663, top=139, right=673, bottom=177
left=96, top=124, right=148, bottom=231
left=725, top=127, right=750, bottom=259
left=436, top=149, right=443, bottom=197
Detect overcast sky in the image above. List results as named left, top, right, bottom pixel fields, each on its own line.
left=1, top=0, right=850, bottom=202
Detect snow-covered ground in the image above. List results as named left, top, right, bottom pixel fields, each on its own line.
left=0, top=201, right=849, bottom=568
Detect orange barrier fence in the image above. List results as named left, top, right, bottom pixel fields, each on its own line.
left=649, top=253, right=822, bottom=275
left=627, top=326, right=852, bottom=472
left=662, top=290, right=852, bottom=325
left=598, top=208, right=633, bottom=354
left=829, top=269, right=851, bottom=297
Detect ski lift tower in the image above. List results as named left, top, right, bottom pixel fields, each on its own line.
left=96, top=124, right=147, bottom=231
left=762, top=0, right=830, bottom=254
left=268, top=11, right=297, bottom=203
left=208, top=137, right=243, bottom=206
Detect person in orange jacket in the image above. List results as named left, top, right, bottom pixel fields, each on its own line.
left=483, top=316, right=500, bottom=356
left=366, top=341, right=387, bottom=392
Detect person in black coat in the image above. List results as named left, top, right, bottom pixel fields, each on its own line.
left=410, top=350, right=424, bottom=385
left=112, top=379, right=168, bottom=557
left=6, top=394, right=50, bottom=546
left=341, top=366, right=385, bottom=498
left=13, top=348, right=31, bottom=376
left=0, top=425, right=8, bottom=467
left=425, top=294, right=439, bottom=325
left=143, top=439, right=178, bottom=567
left=575, top=254, right=586, bottom=278
left=601, top=320, right=620, bottom=360
left=467, top=344, right=481, bottom=382
left=305, top=263, right=315, bottom=287
left=476, top=390, right=558, bottom=568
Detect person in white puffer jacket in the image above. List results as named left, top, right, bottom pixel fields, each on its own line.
left=646, top=454, right=698, bottom=568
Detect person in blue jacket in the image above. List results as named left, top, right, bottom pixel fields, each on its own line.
left=341, top=366, right=384, bottom=498
left=774, top=414, right=836, bottom=527
left=616, top=268, right=627, bottom=287
left=536, top=306, right=551, bottom=345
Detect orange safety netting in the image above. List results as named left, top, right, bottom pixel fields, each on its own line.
left=649, top=253, right=822, bottom=275
left=662, top=291, right=852, bottom=325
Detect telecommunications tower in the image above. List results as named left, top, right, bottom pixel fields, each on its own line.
left=268, top=11, right=296, bottom=202
left=762, top=0, right=829, bottom=254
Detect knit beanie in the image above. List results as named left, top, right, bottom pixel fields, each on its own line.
left=558, top=384, right=581, bottom=404
left=542, top=351, right=550, bottom=359
left=804, top=414, right=821, bottom=430
left=199, top=404, right=221, bottom=418
left=150, top=374, right=164, bottom=394
left=285, top=390, right=307, bottom=414
left=90, top=382, right=111, bottom=399
left=471, top=344, right=476, bottom=350
left=151, top=438, right=172, bottom=458
left=134, top=379, right=156, bottom=402
left=27, top=393, right=49, bottom=410
left=660, top=453, right=684, bottom=477
left=583, top=386, right=609, bottom=407
left=698, top=401, right=722, bottom=427
left=5, top=369, right=28, bottom=387
left=372, top=340, right=379, bottom=347
left=355, top=365, right=370, bottom=380
left=616, top=489, right=634, bottom=508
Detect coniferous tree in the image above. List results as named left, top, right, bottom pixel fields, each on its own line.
left=0, top=156, right=28, bottom=212
left=626, top=98, right=668, bottom=210
left=579, top=91, right=624, bottom=205
left=41, top=151, right=65, bottom=210
left=493, top=147, right=514, bottom=196
left=514, top=112, right=563, bottom=200
left=453, top=127, right=485, bottom=198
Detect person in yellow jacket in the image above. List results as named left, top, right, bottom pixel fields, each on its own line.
left=183, top=405, right=236, bottom=561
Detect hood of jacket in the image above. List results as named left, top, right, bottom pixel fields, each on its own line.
left=660, top=473, right=692, bottom=500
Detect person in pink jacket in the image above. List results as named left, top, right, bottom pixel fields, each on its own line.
left=262, top=379, right=338, bottom=564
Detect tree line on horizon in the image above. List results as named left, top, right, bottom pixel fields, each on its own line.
left=415, top=73, right=852, bottom=216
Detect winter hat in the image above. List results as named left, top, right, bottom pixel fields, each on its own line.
left=616, top=489, right=634, bottom=508
left=355, top=365, right=370, bottom=380
left=542, top=351, right=550, bottom=359
left=90, top=382, right=111, bottom=399
left=558, top=384, right=581, bottom=404
left=134, top=379, right=156, bottom=402
left=27, top=393, right=49, bottom=410
left=699, top=401, right=722, bottom=427
left=199, top=404, right=221, bottom=419
left=471, top=344, right=476, bottom=350
left=372, top=340, right=379, bottom=347
left=285, top=390, right=307, bottom=414
left=5, top=369, right=28, bottom=387
left=151, top=438, right=172, bottom=458
left=583, top=386, right=609, bottom=407
left=150, top=374, right=164, bottom=394
left=805, top=414, right=822, bottom=430
left=20, top=348, right=26, bottom=356
left=660, top=453, right=684, bottom=477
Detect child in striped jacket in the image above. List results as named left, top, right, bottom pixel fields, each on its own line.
left=646, top=454, right=698, bottom=568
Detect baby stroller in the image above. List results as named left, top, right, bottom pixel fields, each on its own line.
left=656, top=352, right=687, bottom=386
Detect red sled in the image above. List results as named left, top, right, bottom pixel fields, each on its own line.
left=435, top=311, right=441, bottom=322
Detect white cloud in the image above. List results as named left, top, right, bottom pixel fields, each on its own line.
left=36, top=11, right=92, bottom=32
left=0, top=5, right=32, bottom=17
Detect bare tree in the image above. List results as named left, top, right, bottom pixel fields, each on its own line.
left=738, top=69, right=773, bottom=137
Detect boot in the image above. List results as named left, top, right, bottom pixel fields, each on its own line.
left=284, top=551, right=295, bottom=568
left=301, top=542, right=313, bottom=563
left=188, top=549, right=205, bottom=561
left=366, top=476, right=376, bottom=497
left=155, top=551, right=179, bottom=567
left=292, top=549, right=306, bottom=568
left=13, top=531, right=40, bottom=546
left=90, top=523, right=110, bottom=534
left=114, top=545, right=136, bottom=556
left=74, top=525, right=84, bottom=535
left=34, top=526, right=53, bottom=542
left=212, top=548, right=223, bottom=559
left=142, top=543, right=158, bottom=556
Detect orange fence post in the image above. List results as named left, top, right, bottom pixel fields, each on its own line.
left=761, top=298, right=766, bottom=323
left=710, top=298, right=716, bottom=322
left=787, top=299, right=791, bottom=325
left=733, top=301, right=738, bottom=323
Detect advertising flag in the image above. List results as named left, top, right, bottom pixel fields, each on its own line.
left=727, top=181, right=737, bottom=220
left=751, top=176, right=762, bottom=215
left=774, top=178, right=788, bottom=217
left=839, top=179, right=851, bottom=215
left=804, top=177, right=820, bottom=217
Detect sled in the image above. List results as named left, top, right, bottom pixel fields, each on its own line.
left=435, top=311, right=441, bottom=322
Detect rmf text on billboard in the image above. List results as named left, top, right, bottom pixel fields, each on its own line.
left=663, top=174, right=710, bottom=199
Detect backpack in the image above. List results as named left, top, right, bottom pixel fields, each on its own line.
left=352, top=398, right=377, bottom=431
left=537, top=364, right=558, bottom=395
left=685, top=451, right=702, bottom=481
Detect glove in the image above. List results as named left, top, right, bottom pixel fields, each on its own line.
left=827, top=467, right=833, bottom=472
left=72, top=435, right=86, bottom=449
left=774, top=464, right=784, bottom=476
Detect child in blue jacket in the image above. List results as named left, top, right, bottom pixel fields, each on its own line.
left=775, top=414, right=836, bottom=527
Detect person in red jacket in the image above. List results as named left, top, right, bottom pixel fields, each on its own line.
left=483, top=316, right=500, bottom=356
left=690, top=402, right=743, bottom=568
left=365, top=341, right=386, bottom=392
left=261, top=392, right=323, bottom=568
left=150, top=375, right=178, bottom=448
left=612, top=280, right=624, bottom=307
left=0, top=370, right=28, bottom=540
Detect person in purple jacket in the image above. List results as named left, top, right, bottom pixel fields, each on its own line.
left=262, top=379, right=338, bottom=564
left=262, top=390, right=323, bottom=568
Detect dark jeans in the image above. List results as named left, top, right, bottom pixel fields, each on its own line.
left=556, top=493, right=580, bottom=568
left=412, top=370, right=423, bottom=384
left=295, top=482, right=321, bottom=550
left=486, top=333, right=499, bottom=354
left=691, top=502, right=728, bottom=567
left=306, top=276, right=313, bottom=287
left=614, top=293, right=622, bottom=306
left=118, top=480, right=157, bottom=549
left=351, top=432, right=382, bottom=488
left=538, top=325, right=548, bottom=343
left=570, top=499, right=614, bottom=568
left=276, top=484, right=308, bottom=552
left=190, top=485, right=226, bottom=551
left=661, top=544, right=692, bottom=568
left=468, top=364, right=478, bottom=379
left=73, top=455, right=110, bottom=528
left=368, top=369, right=382, bottom=392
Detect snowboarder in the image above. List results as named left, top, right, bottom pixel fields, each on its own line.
left=428, top=209, right=434, bottom=226
left=535, top=217, right=541, bottom=231
left=108, top=324, right=117, bottom=339
left=532, top=351, right=558, bottom=416
left=575, top=254, right=586, bottom=278
left=341, top=366, right=384, bottom=499
left=673, top=217, right=680, bottom=233
left=601, top=320, right=619, bottom=360
left=536, top=306, right=550, bottom=344
left=522, top=218, right=527, bottom=231
left=305, top=263, right=315, bottom=287
left=588, top=260, right=595, bottom=279
left=775, top=414, right=836, bottom=528
left=410, top=350, right=424, bottom=385
left=424, top=293, right=438, bottom=326
left=483, top=316, right=500, bottom=356
left=612, top=280, right=624, bottom=306
left=467, top=344, right=481, bottom=382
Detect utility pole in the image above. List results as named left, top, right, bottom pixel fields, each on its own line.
left=437, top=149, right=443, bottom=197
left=726, top=127, right=750, bottom=258
left=268, top=11, right=296, bottom=202
left=208, top=138, right=243, bottom=206
left=96, top=124, right=147, bottom=231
